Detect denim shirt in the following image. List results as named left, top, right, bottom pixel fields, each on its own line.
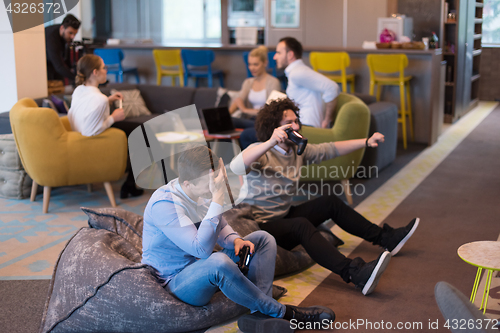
left=142, top=179, right=239, bottom=283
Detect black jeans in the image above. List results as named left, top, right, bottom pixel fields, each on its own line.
left=259, top=193, right=382, bottom=282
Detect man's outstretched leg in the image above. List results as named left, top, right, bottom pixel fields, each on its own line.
left=167, top=231, right=335, bottom=333
left=287, top=193, right=419, bottom=256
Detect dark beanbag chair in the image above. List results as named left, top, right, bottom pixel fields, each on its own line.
left=39, top=207, right=287, bottom=333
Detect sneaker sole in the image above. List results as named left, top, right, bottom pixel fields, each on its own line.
left=390, top=218, right=420, bottom=256
left=362, top=251, right=391, bottom=296
left=238, top=314, right=293, bottom=333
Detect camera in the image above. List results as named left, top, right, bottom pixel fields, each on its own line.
left=285, top=127, right=308, bottom=155
left=238, top=246, right=252, bottom=275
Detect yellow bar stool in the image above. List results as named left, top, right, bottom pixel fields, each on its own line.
left=152, top=49, right=184, bottom=87
left=309, top=52, right=355, bottom=93
left=367, top=54, right=413, bottom=149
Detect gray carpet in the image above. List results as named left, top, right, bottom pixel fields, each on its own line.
left=299, top=106, right=500, bottom=332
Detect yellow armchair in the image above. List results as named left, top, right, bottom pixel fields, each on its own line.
left=10, top=98, right=128, bottom=213
left=300, top=93, right=370, bottom=205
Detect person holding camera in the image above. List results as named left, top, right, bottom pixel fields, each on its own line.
left=45, top=14, right=81, bottom=83
left=141, top=145, right=335, bottom=333
left=230, top=98, right=419, bottom=296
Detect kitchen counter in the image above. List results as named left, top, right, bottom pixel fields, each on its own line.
left=94, top=44, right=444, bottom=145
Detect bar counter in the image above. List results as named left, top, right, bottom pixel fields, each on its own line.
left=99, top=43, right=444, bottom=145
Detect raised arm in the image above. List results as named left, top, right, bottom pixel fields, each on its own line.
left=335, top=132, right=385, bottom=156
left=152, top=200, right=225, bottom=259
left=232, top=123, right=291, bottom=173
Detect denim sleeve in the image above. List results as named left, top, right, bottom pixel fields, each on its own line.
left=151, top=200, right=224, bottom=259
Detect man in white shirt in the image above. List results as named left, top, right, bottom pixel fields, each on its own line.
left=274, top=37, right=340, bottom=128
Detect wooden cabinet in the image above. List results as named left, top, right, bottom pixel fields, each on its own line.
left=443, top=0, right=483, bottom=122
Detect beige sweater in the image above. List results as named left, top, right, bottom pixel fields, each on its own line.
left=238, top=74, right=282, bottom=109
left=231, top=142, right=339, bottom=223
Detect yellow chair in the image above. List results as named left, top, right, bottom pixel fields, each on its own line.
left=309, top=52, right=355, bottom=93
left=366, top=53, right=413, bottom=149
left=10, top=98, right=128, bottom=213
left=153, top=49, right=184, bottom=87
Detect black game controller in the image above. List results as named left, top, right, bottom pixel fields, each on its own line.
left=285, top=127, right=308, bottom=155
left=238, top=246, right=252, bottom=275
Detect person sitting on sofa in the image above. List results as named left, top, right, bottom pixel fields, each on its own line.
left=68, top=54, right=143, bottom=199
left=141, top=145, right=335, bottom=333
left=230, top=98, right=420, bottom=296
left=230, top=46, right=282, bottom=149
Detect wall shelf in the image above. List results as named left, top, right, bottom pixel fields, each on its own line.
left=443, top=0, right=483, bottom=121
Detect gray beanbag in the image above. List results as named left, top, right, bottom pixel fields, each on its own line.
left=39, top=207, right=287, bottom=333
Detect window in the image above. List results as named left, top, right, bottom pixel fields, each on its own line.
left=96, top=0, right=221, bottom=44
left=162, top=0, right=221, bottom=43
left=483, top=0, right=500, bottom=44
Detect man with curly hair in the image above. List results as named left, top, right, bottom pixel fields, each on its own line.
left=230, top=98, right=419, bottom=296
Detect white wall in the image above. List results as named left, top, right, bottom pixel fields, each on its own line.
left=346, top=0, right=388, bottom=47
left=0, top=3, right=17, bottom=112
left=266, top=0, right=389, bottom=48
left=80, top=0, right=93, bottom=38
left=0, top=2, right=47, bottom=111
left=13, top=25, right=48, bottom=101
left=0, top=5, right=18, bottom=111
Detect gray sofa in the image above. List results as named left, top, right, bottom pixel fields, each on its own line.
left=0, top=83, right=222, bottom=135
left=354, top=93, right=399, bottom=176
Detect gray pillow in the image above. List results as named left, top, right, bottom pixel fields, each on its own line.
left=111, top=89, right=151, bottom=118
left=0, top=134, right=32, bottom=199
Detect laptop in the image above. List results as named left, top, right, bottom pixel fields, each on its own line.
left=201, top=106, right=242, bottom=137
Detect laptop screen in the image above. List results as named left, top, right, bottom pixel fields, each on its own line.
left=201, top=107, right=236, bottom=134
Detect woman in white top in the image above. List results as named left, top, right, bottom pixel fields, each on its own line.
left=68, top=54, right=143, bottom=198
left=68, top=55, right=125, bottom=135
left=230, top=46, right=281, bottom=130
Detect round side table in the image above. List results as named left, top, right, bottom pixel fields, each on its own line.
left=457, top=241, right=500, bottom=314
left=155, top=131, right=204, bottom=171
